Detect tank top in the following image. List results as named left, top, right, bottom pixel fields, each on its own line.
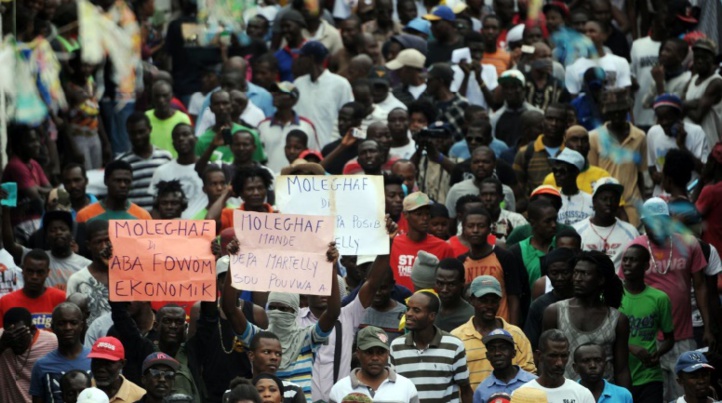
left=557, top=299, right=620, bottom=381
left=685, top=73, right=722, bottom=148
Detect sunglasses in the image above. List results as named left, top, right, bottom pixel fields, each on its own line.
left=147, top=369, right=175, bottom=380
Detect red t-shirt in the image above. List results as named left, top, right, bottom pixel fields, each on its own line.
left=696, top=182, right=722, bottom=253
left=448, top=236, right=469, bottom=257
left=0, top=287, right=66, bottom=329
left=1, top=156, right=50, bottom=225
left=390, top=234, right=454, bottom=290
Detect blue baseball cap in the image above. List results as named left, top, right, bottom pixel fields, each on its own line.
left=675, top=351, right=714, bottom=374
left=482, top=328, right=514, bottom=346
left=299, top=41, right=329, bottom=62
left=423, top=5, right=456, bottom=22
left=404, top=17, right=432, bottom=36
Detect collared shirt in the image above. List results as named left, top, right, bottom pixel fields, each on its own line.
left=451, top=317, right=536, bottom=391
left=257, top=113, right=319, bottom=172
left=513, top=134, right=564, bottom=194
left=390, top=326, right=470, bottom=403
left=473, top=366, right=537, bottom=403
left=436, top=93, right=470, bottom=140
left=578, top=379, right=633, bottom=403
left=109, top=376, right=146, bottom=403
left=297, top=294, right=367, bottom=402
left=328, top=367, right=420, bottom=403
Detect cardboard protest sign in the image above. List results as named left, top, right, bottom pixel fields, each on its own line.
left=275, top=175, right=388, bottom=255
left=231, top=211, right=335, bottom=296
left=109, top=220, right=216, bottom=301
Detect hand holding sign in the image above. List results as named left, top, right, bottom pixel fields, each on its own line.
left=231, top=211, right=336, bottom=296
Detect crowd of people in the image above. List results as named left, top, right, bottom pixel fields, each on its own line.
left=2, top=0, right=722, bottom=402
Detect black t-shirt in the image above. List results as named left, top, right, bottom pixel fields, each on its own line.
left=426, top=38, right=466, bottom=66
left=524, top=291, right=565, bottom=350
left=449, top=157, right=518, bottom=188
left=605, top=26, right=631, bottom=61
left=495, top=108, right=527, bottom=148
left=321, top=139, right=358, bottom=175
left=165, top=16, right=223, bottom=97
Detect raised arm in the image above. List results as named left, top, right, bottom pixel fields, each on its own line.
left=317, top=243, right=341, bottom=333
left=357, top=216, right=397, bottom=308
left=195, top=129, right=224, bottom=176
left=221, top=245, right=250, bottom=336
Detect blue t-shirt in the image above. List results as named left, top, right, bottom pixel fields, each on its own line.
left=30, top=347, right=92, bottom=403
left=449, top=138, right=509, bottom=160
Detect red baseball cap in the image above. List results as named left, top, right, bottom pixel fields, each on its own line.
left=530, top=185, right=561, bottom=198
left=88, top=337, right=125, bottom=361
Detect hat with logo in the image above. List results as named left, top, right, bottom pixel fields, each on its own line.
left=511, top=388, right=548, bottom=403
left=386, top=48, right=426, bottom=70
left=470, top=275, right=502, bottom=298
left=482, top=328, right=515, bottom=346
left=403, top=191, right=430, bottom=212
left=487, top=393, right=512, bottom=403
left=423, top=5, right=455, bottom=22
left=549, top=148, right=585, bottom=171
left=404, top=17, right=432, bottom=37
left=641, top=197, right=670, bottom=220
left=142, top=352, right=181, bottom=373
left=692, top=37, right=717, bottom=54
left=592, top=177, right=624, bottom=199
left=357, top=326, right=390, bottom=351
left=498, top=69, right=526, bottom=86
left=270, top=81, right=300, bottom=99
left=675, top=351, right=715, bottom=374
left=77, top=387, right=109, bottom=403
left=368, top=66, right=391, bottom=86
left=88, top=337, right=125, bottom=362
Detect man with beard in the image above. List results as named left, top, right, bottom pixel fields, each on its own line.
left=3, top=207, right=91, bottom=288
left=0, top=307, right=58, bottom=403
left=88, top=336, right=146, bottom=402
left=135, top=352, right=182, bottom=403
left=30, top=302, right=91, bottom=403
left=66, top=220, right=112, bottom=325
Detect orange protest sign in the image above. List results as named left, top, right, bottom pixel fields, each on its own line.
left=231, top=211, right=335, bottom=296
left=109, top=220, right=217, bottom=302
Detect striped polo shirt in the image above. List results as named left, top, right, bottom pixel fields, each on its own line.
left=389, top=326, right=471, bottom=403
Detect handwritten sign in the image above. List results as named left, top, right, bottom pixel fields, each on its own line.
left=231, top=211, right=335, bottom=296
left=109, top=220, right=217, bottom=302
left=275, top=175, right=388, bottom=255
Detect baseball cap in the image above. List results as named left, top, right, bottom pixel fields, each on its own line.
left=482, top=328, right=515, bottom=346
left=653, top=93, right=683, bottom=112
left=692, top=38, right=717, bottom=54
left=592, top=177, right=624, bottom=199
left=299, top=41, right=329, bottom=62
left=671, top=0, right=699, bottom=24
left=487, top=393, right=512, bottom=403
left=428, top=63, right=454, bottom=83
left=549, top=148, right=585, bottom=171
left=386, top=48, right=426, bottom=70
left=423, top=5, right=455, bottom=22
left=511, top=388, right=548, bottom=403
left=641, top=197, right=670, bottom=220
left=368, top=66, right=391, bottom=86
left=675, top=351, right=715, bottom=374
left=88, top=336, right=125, bottom=362
left=404, top=17, right=432, bottom=37
left=403, top=191, right=430, bottom=212
left=470, top=275, right=502, bottom=298
left=142, top=352, right=181, bottom=373
left=356, top=326, right=390, bottom=351
left=216, top=255, right=230, bottom=276
left=77, top=387, right=109, bottom=403
left=270, top=82, right=300, bottom=99
left=498, top=70, right=526, bottom=86
left=506, top=24, right=525, bottom=45
left=530, top=184, right=561, bottom=199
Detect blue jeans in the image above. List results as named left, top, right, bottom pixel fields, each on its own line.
left=100, top=99, right=135, bottom=156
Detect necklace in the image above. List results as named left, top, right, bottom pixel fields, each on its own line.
left=589, top=220, right=618, bottom=253
left=217, top=301, right=236, bottom=355
left=646, top=236, right=674, bottom=275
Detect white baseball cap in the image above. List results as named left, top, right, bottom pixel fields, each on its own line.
left=77, top=388, right=109, bottom=403
left=549, top=148, right=585, bottom=171
left=386, top=49, right=426, bottom=70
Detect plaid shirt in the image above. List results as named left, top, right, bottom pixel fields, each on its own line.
left=436, top=93, right=470, bottom=140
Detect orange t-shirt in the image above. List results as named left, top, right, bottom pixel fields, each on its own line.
left=220, top=203, right=275, bottom=232
left=482, top=49, right=511, bottom=76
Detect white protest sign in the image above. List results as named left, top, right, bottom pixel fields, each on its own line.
left=275, top=175, right=388, bottom=255
left=232, top=211, right=335, bottom=295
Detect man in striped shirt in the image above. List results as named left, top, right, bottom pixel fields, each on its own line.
left=389, top=290, right=473, bottom=403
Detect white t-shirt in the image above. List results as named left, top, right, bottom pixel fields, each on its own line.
left=0, top=248, right=22, bottom=297
left=515, top=379, right=595, bottom=403
left=295, top=70, right=354, bottom=148
left=646, top=122, right=710, bottom=195
left=573, top=217, right=640, bottom=268
left=450, top=63, right=499, bottom=110
left=565, top=53, right=632, bottom=95
left=390, top=136, right=417, bottom=159
left=194, top=101, right=266, bottom=136
left=557, top=191, right=594, bottom=225
left=187, top=92, right=206, bottom=116
left=147, top=160, right=208, bottom=219
left=66, top=267, right=110, bottom=325
left=630, top=36, right=661, bottom=127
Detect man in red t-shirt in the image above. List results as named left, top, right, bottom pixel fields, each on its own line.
left=390, top=192, right=454, bottom=290
left=0, top=249, right=65, bottom=329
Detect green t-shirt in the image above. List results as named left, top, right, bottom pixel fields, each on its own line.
left=619, top=286, right=673, bottom=386
left=146, top=110, right=192, bottom=158
left=517, top=237, right=555, bottom=287
left=195, top=123, right=267, bottom=163
left=506, top=222, right=576, bottom=246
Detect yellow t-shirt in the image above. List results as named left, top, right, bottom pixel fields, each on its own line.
left=543, top=165, right=611, bottom=195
